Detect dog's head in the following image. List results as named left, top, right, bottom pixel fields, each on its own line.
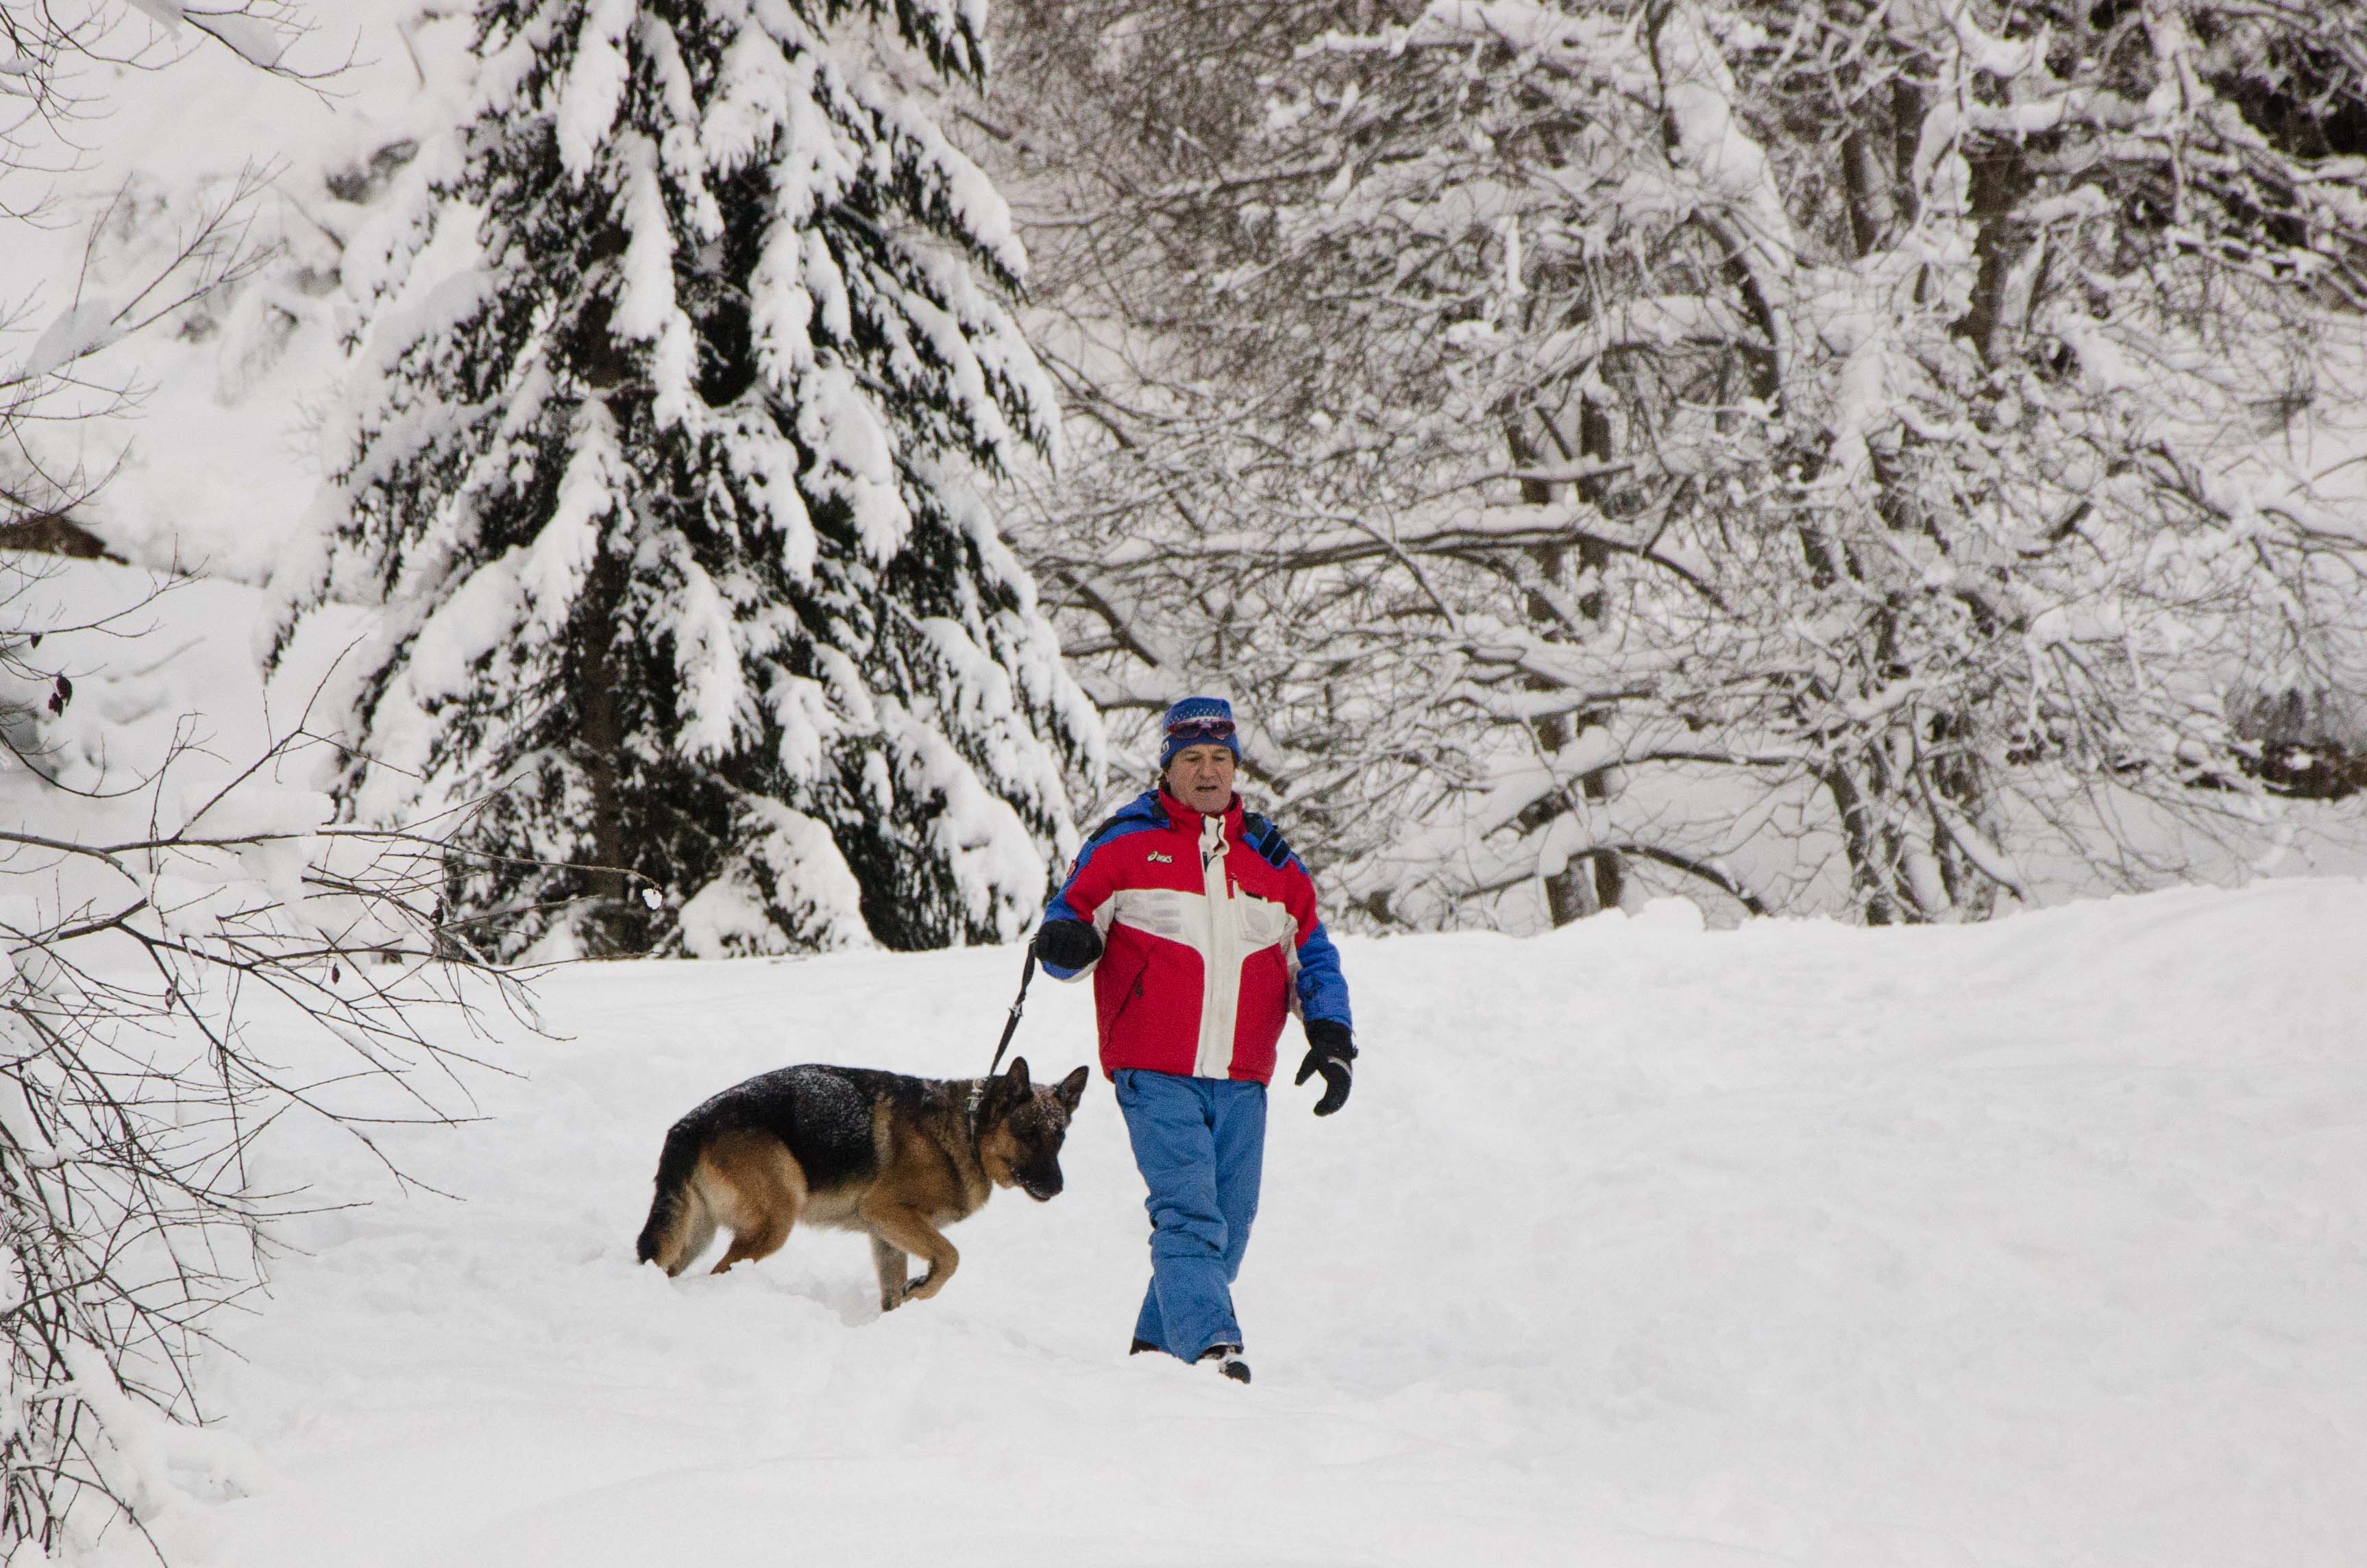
left=980, top=1057, right=1089, bottom=1202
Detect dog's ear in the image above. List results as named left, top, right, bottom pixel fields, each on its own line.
left=1000, top=1056, right=1031, bottom=1099
left=1055, top=1065, right=1089, bottom=1111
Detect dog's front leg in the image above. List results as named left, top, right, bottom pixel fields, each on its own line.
left=868, top=1230, right=909, bottom=1312
left=859, top=1201, right=957, bottom=1304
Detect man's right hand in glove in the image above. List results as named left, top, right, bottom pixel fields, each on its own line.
left=1033, top=918, right=1103, bottom=971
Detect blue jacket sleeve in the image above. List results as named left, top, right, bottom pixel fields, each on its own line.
left=1037, top=794, right=1163, bottom=981
left=1038, top=858, right=1099, bottom=983
left=1294, top=918, right=1352, bottom=1033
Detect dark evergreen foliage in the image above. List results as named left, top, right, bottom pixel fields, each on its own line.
left=278, top=0, right=1092, bottom=956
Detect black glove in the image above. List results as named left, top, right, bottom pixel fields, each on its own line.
left=1295, top=1018, right=1356, bottom=1116
left=1033, top=918, right=1103, bottom=970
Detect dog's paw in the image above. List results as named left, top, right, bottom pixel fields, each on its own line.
left=900, top=1273, right=940, bottom=1304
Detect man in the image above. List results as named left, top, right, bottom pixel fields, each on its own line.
left=1033, top=696, right=1355, bottom=1385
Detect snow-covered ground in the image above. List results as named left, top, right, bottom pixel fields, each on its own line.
left=66, top=875, right=2367, bottom=1568
left=9, top=12, right=2367, bottom=1563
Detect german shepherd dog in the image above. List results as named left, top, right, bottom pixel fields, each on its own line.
left=635, top=1056, right=1089, bottom=1310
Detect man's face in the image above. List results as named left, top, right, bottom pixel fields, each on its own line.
left=1164, top=744, right=1236, bottom=814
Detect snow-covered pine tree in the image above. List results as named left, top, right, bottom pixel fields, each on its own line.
left=274, top=0, right=1096, bottom=957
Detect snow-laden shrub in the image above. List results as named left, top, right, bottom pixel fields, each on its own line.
left=0, top=561, right=526, bottom=1557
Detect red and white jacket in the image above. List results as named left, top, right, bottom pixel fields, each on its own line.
left=1039, top=789, right=1353, bottom=1084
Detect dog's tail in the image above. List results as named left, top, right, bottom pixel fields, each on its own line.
left=635, top=1116, right=706, bottom=1269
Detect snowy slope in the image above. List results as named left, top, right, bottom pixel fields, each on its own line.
left=73, top=876, right=2367, bottom=1568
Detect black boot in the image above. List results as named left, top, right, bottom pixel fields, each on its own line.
left=1197, top=1344, right=1251, bottom=1384
left=1129, top=1338, right=1159, bottom=1356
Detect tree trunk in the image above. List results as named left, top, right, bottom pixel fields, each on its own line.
left=1819, top=761, right=1903, bottom=925
left=1956, top=141, right=2033, bottom=369
left=1572, top=395, right=1626, bottom=914
left=1506, top=413, right=1615, bottom=924
left=573, top=545, right=642, bottom=953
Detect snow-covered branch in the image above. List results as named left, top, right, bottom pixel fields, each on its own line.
left=985, top=0, right=2367, bottom=931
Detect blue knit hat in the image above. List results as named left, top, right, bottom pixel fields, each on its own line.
left=1158, top=696, right=1240, bottom=770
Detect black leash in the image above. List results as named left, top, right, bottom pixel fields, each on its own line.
left=988, top=946, right=1038, bottom=1076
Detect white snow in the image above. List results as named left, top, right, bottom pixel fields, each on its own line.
left=121, top=0, right=188, bottom=29
left=554, top=0, right=636, bottom=181
left=191, top=10, right=293, bottom=72
left=73, top=873, right=2367, bottom=1568
left=7, top=6, right=2367, bottom=1556
left=676, top=798, right=868, bottom=957
left=19, top=302, right=125, bottom=382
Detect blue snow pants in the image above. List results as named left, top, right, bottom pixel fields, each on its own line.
left=1112, top=1068, right=1267, bottom=1362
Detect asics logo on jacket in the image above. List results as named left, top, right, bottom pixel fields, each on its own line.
left=1042, top=789, right=1353, bottom=1083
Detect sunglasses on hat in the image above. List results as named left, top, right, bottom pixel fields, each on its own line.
left=1165, top=715, right=1236, bottom=743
